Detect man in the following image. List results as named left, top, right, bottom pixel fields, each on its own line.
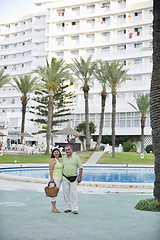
left=62, top=145, right=83, bottom=214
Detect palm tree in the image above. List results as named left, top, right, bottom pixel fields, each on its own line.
left=94, top=60, right=108, bottom=150
left=150, top=0, right=160, bottom=201
left=13, top=74, right=38, bottom=143
left=35, top=57, right=71, bottom=155
left=104, top=60, right=129, bottom=158
left=0, top=69, right=10, bottom=88
left=128, top=93, right=150, bottom=154
left=68, top=55, right=96, bottom=150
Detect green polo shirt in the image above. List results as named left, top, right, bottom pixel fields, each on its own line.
left=62, top=153, right=83, bottom=177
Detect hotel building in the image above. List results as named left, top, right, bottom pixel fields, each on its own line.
left=0, top=0, right=153, bottom=149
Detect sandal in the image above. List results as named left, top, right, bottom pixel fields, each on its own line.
left=52, top=208, right=60, bottom=213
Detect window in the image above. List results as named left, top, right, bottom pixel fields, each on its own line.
left=134, top=59, right=142, bottom=64
left=86, top=34, right=95, bottom=42
left=133, top=75, right=142, bottom=81
left=72, top=36, right=79, bottom=40
left=56, top=52, right=64, bottom=56
left=5, top=45, right=9, bottom=49
left=71, top=21, right=79, bottom=28
left=14, top=44, right=17, bottom=47
left=117, top=44, right=126, bottom=50
left=134, top=11, right=142, bottom=17
left=86, top=49, right=95, bottom=54
left=118, top=14, right=126, bottom=19
left=87, top=19, right=95, bottom=25
left=71, top=50, right=79, bottom=55
left=117, top=93, right=125, bottom=98
left=57, top=9, right=65, bottom=16
left=118, top=0, right=126, bottom=5
left=101, top=2, right=110, bottom=8
left=104, top=113, right=111, bottom=128
left=150, top=9, right=153, bottom=15
left=72, top=7, right=80, bottom=14
left=118, top=29, right=126, bottom=35
left=134, top=43, right=142, bottom=48
left=102, top=32, right=110, bottom=38
left=56, top=37, right=64, bottom=45
left=119, top=60, right=126, bottom=65
left=101, top=17, right=110, bottom=23
left=134, top=27, right=142, bottom=36
left=102, top=47, right=110, bottom=52
left=87, top=5, right=95, bottom=10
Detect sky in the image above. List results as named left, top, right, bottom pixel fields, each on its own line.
left=0, top=0, right=36, bottom=21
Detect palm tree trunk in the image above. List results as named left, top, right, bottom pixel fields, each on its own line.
left=21, top=104, right=26, bottom=143
left=95, top=93, right=107, bottom=150
left=150, top=0, right=160, bottom=201
left=112, top=92, right=116, bottom=158
left=46, top=92, right=53, bottom=155
left=84, top=90, right=90, bottom=150
left=141, top=120, right=145, bottom=154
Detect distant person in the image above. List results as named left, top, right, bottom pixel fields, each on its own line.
left=49, top=148, right=63, bottom=213
left=62, top=145, right=83, bottom=214
left=0, top=141, right=2, bottom=150
left=41, top=142, right=45, bottom=150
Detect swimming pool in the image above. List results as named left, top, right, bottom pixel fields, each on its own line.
left=0, top=166, right=154, bottom=183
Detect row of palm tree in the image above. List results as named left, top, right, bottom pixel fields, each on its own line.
left=0, top=57, right=150, bottom=156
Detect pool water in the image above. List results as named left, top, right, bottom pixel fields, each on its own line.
left=0, top=166, right=154, bottom=183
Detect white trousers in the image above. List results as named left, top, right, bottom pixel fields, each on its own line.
left=62, top=179, right=78, bottom=212
left=49, top=176, right=62, bottom=202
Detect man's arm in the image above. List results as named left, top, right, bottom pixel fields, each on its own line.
left=77, top=168, right=83, bottom=183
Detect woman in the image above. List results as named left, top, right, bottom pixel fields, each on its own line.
left=49, top=148, right=62, bottom=213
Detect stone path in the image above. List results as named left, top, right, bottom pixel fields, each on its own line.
left=84, top=151, right=104, bottom=165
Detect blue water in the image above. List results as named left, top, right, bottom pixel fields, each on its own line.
left=0, top=166, right=154, bottom=183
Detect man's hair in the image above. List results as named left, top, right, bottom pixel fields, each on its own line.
left=65, top=145, right=72, bottom=149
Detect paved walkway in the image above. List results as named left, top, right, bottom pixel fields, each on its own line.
left=0, top=189, right=159, bottom=240
left=84, top=151, right=104, bottom=165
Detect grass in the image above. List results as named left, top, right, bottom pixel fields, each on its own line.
left=0, top=151, right=154, bottom=165
left=98, top=152, right=154, bottom=165
left=0, top=151, right=93, bottom=164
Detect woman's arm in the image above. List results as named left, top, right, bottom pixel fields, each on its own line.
left=49, top=158, right=56, bottom=185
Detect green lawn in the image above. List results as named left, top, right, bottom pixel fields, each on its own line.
left=0, top=151, right=93, bottom=164
left=0, top=152, right=154, bottom=165
left=98, top=152, right=154, bottom=165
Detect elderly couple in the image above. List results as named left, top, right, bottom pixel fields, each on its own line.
left=49, top=145, right=83, bottom=214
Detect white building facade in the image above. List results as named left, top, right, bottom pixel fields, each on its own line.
left=0, top=0, right=153, bottom=148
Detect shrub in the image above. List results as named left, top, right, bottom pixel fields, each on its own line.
left=99, top=145, right=105, bottom=150
left=135, top=198, right=160, bottom=212
left=123, top=141, right=136, bottom=152
left=145, top=144, right=153, bottom=153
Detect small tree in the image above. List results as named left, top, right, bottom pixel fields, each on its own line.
left=12, top=74, right=38, bottom=143
left=128, top=93, right=150, bottom=154
left=102, top=60, right=129, bottom=157
left=94, top=60, right=108, bottom=149
left=75, top=121, right=96, bottom=151
left=35, top=57, right=72, bottom=155
left=68, top=56, right=96, bottom=150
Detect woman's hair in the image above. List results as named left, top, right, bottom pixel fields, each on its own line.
left=51, top=148, right=62, bottom=158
